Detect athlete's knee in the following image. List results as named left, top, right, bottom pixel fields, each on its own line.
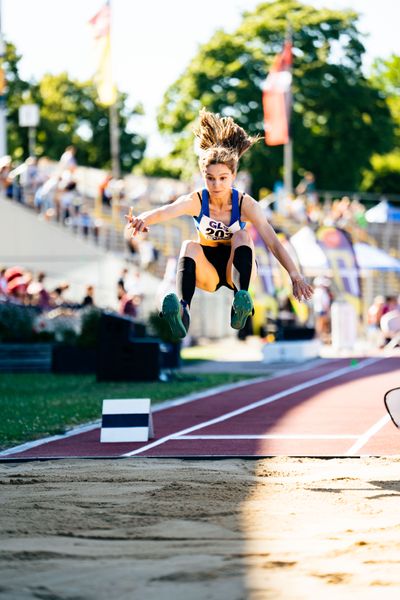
left=180, top=240, right=202, bottom=259
left=231, top=229, right=251, bottom=246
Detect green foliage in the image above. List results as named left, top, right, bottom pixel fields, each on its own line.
left=134, top=155, right=183, bottom=179
left=2, top=42, right=32, bottom=160
left=0, top=303, right=35, bottom=343
left=78, top=307, right=102, bottom=348
left=154, top=0, right=394, bottom=194
left=361, top=150, right=400, bottom=194
left=3, top=41, right=146, bottom=171
left=370, top=55, right=400, bottom=140
left=31, top=73, right=146, bottom=171
left=364, top=56, right=400, bottom=192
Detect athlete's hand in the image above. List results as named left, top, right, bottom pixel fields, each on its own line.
left=124, top=207, right=149, bottom=236
left=291, top=273, right=313, bottom=302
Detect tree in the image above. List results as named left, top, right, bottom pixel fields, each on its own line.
left=30, top=73, right=146, bottom=171
left=2, top=40, right=146, bottom=171
left=151, top=0, right=394, bottom=195
left=361, top=55, right=400, bottom=194
left=2, top=41, right=31, bottom=160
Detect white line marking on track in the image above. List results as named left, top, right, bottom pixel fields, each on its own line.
left=0, top=378, right=269, bottom=458
left=123, top=357, right=382, bottom=457
left=346, top=414, right=391, bottom=455
left=0, top=359, right=328, bottom=458
left=175, top=434, right=359, bottom=440
left=0, top=421, right=101, bottom=457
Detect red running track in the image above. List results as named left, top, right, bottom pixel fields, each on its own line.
left=1, top=357, right=400, bottom=460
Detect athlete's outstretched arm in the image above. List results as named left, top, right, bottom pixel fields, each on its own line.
left=242, top=196, right=313, bottom=302
left=125, top=193, right=198, bottom=236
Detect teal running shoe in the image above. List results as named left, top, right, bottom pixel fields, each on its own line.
left=161, top=293, right=189, bottom=339
left=230, top=290, right=254, bottom=330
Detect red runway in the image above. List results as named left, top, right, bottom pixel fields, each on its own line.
left=2, top=357, right=400, bottom=460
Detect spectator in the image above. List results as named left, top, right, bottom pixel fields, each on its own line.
left=37, top=273, right=52, bottom=310
left=295, top=171, right=317, bottom=206
left=21, top=157, right=41, bottom=205
left=380, top=307, right=400, bottom=349
left=125, top=270, right=144, bottom=318
left=51, top=282, right=70, bottom=307
left=27, top=272, right=51, bottom=311
left=117, top=268, right=129, bottom=291
left=82, top=285, right=95, bottom=307
left=78, top=206, right=93, bottom=237
left=367, top=295, right=386, bottom=347
left=34, top=176, right=56, bottom=214
left=7, top=275, right=30, bottom=305
left=59, top=145, right=77, bottom=171
left=0, top=267, right=8, bottom=298
left=312, top=277, right=332, bottom=343
left=117, top=284, right=137, bottom=318
left=60, top=180, right=78, bottom=225
left=99, top=172, right=113, bottom=207
left=0, top=155, right=12, bottom=196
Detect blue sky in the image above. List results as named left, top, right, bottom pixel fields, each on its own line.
left=2, top=0, right=399, bottom=156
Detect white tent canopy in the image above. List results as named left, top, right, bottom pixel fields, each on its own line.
left=353, top=242, right=400, bottom=272
left=365, top=199, right=400, bottom=223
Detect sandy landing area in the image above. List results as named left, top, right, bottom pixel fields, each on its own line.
left=1, top=457, right=400, bottom=600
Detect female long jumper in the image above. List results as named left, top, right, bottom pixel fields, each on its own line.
left=126, top=109, right=313, bottom=339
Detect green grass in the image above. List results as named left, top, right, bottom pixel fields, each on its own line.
left=0, top=372, right=256, bottom=450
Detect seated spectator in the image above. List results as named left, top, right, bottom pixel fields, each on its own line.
left=27, top=272, right=52, bottom=311
left=380, top=309, right=400, bottom=349
left=117, top=283, right=137, bottom=318
left=7, top=275, right=30, bottom=305
left=0, top=267, right=8, bottom=298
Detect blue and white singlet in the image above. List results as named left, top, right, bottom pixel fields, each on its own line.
left=193, top=188, right=246, bottom=243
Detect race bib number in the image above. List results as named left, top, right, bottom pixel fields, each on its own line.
left=204, top=220, right=232, bottom=241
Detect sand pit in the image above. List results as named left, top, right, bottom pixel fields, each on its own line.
left=1, top=457, right=400, bottom=599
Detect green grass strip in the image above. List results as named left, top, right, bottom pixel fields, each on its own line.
left=0, top=372, right=257, bottom=449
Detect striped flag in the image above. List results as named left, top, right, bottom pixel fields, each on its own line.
left=89, top=2, right=117, bottom=106
left=262, top=40, right=292, bottom=146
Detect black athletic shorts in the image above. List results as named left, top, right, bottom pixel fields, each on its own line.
left=201, top=244, right=234, bottom=291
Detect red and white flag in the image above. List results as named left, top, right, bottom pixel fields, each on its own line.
left=262, top=40, right=292, bottom=146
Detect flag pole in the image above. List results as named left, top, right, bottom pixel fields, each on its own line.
left=109, top=102, right=120, bottom=179
left=283, top=27, right=293, bottom=196
left=283, top=138, right=293, bottom=195
left=262, top=30, right=293, bottom=202
left=108, top=0, right=120, bottom=179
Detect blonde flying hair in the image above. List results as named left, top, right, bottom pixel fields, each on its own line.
left=194, top=108, right=260, bottom=174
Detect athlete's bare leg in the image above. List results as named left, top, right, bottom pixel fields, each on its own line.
left=179, top=240, right=220, bottom=292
